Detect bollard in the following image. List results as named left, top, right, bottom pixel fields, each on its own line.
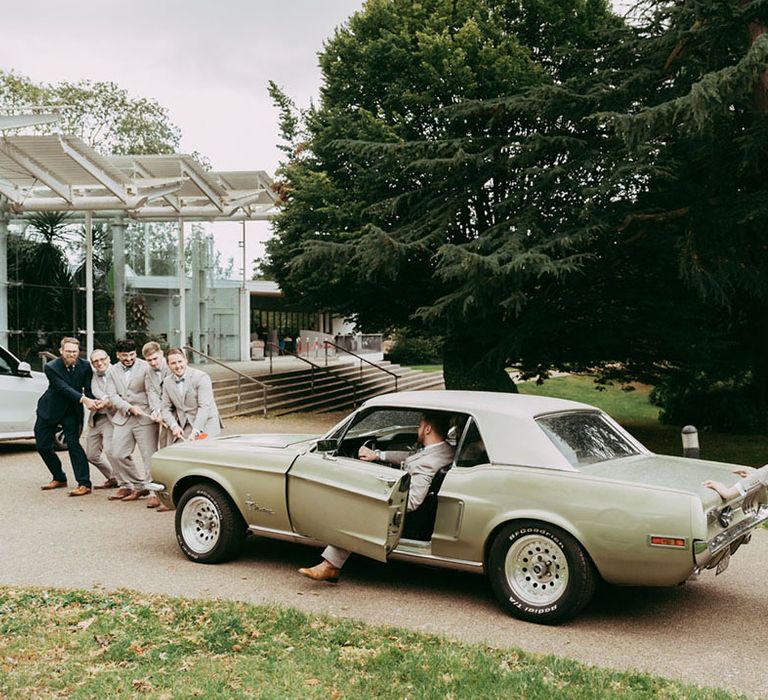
left=681, top=425, right=700, bottom=459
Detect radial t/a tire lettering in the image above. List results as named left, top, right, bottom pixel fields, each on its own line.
left=175, top=483, right=246, bottom=564
left=487, top=520, right=596, bottom=625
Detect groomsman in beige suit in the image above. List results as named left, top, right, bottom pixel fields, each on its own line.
left=106, top=338, right=158, bottom=501
left=84, top=349, right=118, bottom=489
left=161, top=348, right=222, bottom=442
left=142, top=340, right=172, bottom=509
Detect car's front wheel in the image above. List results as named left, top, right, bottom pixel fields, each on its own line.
left=488, top=521, right=596, bottom=624
left=175, top=483, right=246, bottom=564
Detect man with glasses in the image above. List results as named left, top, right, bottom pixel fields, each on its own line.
left=106, top=338, right=158, bottom=502
left=84, top=349, right=118, bottom=489
left=36, top=337, right=98, bottom=496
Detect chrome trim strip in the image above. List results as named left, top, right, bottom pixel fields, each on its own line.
left=248, top=524, right=323, bottom=548
left=694, top=504, right=768, bottom=568
left=390, top=540, right=484, bottom=574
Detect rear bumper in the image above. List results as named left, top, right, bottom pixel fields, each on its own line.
left=694, top=504, right=768, bottom=569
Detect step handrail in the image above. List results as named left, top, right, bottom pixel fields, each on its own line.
left=267, top=342, right=358, bottom=408
left=183, top=345, right=269, bottom=416
left=323, top=340, right=398, bottom=392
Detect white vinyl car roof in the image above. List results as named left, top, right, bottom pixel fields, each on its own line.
left=362, top=390, right=646, bottom=471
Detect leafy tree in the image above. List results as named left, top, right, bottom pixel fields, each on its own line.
left=267, top=0, right=623, bottom=390
left=0, top=71, right=181, bottom=155
left=7, top=212, right=75, bottom=352
left=599, top=0, right=768, bottom=428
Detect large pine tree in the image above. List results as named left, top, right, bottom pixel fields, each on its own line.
left=267, top=0, right=621, bottom=390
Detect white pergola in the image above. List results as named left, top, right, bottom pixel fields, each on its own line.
left=0, top=123, right=277, bottom=359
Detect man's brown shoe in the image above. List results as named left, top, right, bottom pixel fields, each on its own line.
left=41, top=480, right=67, bottom=490
left=298, top=560, right=341, bottom=584
left=156, top=505, right=172, bottom=513
left=68, top=485, right=92, bottom=497
left=146, top=495, right=161, bottom=508
left=108, top=487, right=132, bottom=500
left=120, top=490, right=145, bottom=502
left=94, top=478, right=118, bottom=489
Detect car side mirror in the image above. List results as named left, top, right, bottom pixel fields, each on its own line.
left=16, top=361, right=32, bottom=377
left=316, top=438, right=338, bottom=453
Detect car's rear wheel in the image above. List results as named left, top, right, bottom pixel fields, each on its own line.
left=175, top=483, right=246, bottom=564
left=488, top=521, right=596, bottom=624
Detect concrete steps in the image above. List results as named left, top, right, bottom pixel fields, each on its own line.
left=211, top=360, right=444, bottom=418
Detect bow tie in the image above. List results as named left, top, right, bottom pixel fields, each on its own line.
left=97, top=371, right=107, bottom=377
left=122, top=365, right=133, bottom=372
left=175, top=377, right=185, bottom=384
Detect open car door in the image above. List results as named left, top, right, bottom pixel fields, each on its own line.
left=287, top=451, right=409, bottom=562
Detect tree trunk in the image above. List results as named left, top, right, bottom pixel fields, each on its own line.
left=442, top=334, right=518, bottom=393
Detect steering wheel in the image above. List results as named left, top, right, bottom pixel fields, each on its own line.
left=361, top=438, right=378, bottom=452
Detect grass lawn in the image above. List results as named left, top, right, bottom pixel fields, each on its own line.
left=0, top=587, right=742, bottom=700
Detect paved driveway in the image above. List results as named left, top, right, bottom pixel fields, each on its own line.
left=2, top=420, right=767, bottom=699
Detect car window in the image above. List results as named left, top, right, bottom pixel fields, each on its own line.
left=455, top=418, right=489, bottom=468
left=335, top=408, right=465, bottom=461
left=536, top=411, right=639, bottom=468
left=336, top=409, right=422, bottom=457
left=0, top=354, right=12, bottom=375
left=345, top=409, right=421, bottom=439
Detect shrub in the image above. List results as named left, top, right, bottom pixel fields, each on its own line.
left=384, top=329, right=442, bottom=366
left=651, top=373, right=765, bottom=433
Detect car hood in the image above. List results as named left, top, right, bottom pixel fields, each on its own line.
left=209, top=433, right=319, bottom=449
left=578, top=454, right=748, bottom=509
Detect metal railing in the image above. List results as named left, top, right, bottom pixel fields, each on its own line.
left=184, top=345, right=269, bottom=416
left=38, top=350, right=57, bottom=366
left=323, top=340, right=399, bottom=392
left=267, top=342, right=358, bottom=407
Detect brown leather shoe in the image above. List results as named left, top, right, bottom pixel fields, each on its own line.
left=156, top=505, right=172, bottom=513
left=41, top=480, right=68, bottom=490
left=108, top=487, right=133, bottom=500
left=298, top=560, right=341, bottom=584
left=120, top=490, right=145, bottom=501
left=94, top=478, right=118, bottom=489
left=146, top=495, right=161, bottom=508
left=68, top=485, right=92, bottom=497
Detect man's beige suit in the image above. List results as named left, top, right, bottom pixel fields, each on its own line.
left=160, top=366, right=222, bottom=440
left=84, top=370, right=116, bottom=483
left=106, top=358, right=158, bottom=490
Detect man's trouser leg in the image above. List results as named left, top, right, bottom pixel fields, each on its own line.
left=133, top=422, right=159, bottom=485
left=322, top=545, right=351, bottom=569
left=110, top=420, right=146, bottom=491
left=34, top=416, right=66, bottom=483
left=63, top=413, right=91, bottom=489
left=85, top=418, right=115, bottom=481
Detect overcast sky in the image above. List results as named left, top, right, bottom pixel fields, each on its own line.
left=0, top=0, right=365, bottom=174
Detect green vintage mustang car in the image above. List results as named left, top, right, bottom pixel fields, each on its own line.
left=150, top=390, right=768, bottom=624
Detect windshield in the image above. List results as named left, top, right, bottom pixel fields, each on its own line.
left=536, top=411, right=640, bottom=467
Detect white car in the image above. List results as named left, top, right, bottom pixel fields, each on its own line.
left=0, top=345, right=49, bottom=444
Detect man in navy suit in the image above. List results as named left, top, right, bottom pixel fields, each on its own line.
left=35, top=337, right=98, bottom=496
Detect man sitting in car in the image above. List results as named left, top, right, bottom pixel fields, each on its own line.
left=298, top=411, right=455, bottom=583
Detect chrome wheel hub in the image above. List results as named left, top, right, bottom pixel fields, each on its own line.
left=181, top=496, right=220, bottom=554
left=505, top=534, right=569, bottom=606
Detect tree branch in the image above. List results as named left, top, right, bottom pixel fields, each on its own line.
left=616, top=207, right=690, bottom=233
